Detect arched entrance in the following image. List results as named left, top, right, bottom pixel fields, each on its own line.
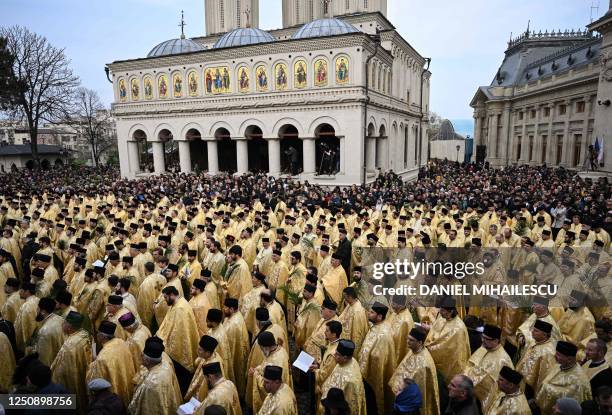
left=159, top=129, right=177, bottom=172
left=216, top=128, right=237, bottom=172
left=245, top=126, right=268, bottom=173
left=41, top=159, right=50, bottom=170
left=279, top=124, right=302, bottom=175
left=55, top=158, right=63, bottom=166
left=133, top=129, right=151, bottom=172
left=187, top=129, right=208, bottom=172
left=315, top=123, right=339, bottom=175
left=25, top=160, right=34, bottom=170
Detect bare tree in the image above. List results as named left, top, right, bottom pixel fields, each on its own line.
left=71, top=87, right=116, bottom=167
left=0, top=26, right=79, bottom=166
left=427, top=111, right=443, bottom=140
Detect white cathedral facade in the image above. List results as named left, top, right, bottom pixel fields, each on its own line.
left=108, top=0, right=431, bottom=184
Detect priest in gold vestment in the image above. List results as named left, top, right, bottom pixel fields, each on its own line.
left=195, top=362, right=242, bottom=415
left=303, top=299, right=340, bottom=363
left=86, top=321, right=136, bottom=409
left=516, top=319, right=556, bottom=399
left=128, top=339, right=182, bottom=415
left=463, top=324, right=513, bottom=411
left=189, top=279, right=212, bottom=336
left=222, top=297, right=250, bottom=397
left=0, top=331, right=15, bottom=394
left=321, top=254, right=348, bottom=306
left=155, top=285, right=200, bottom=394
left=535, top=341, right=592, bottom=414
left=424, top=299, right=471, bottom=383
left=320, top=339, right=366, bottom=415
left=119, top=311, right=151, bottom=371
left=31, top=297, right=65, bottom=366
left=338, top=287, right=368, bottom=356
left=249, top=332, right=292, bottom=413
left=358, top=302, right=397, bottom=415
left=185, top=335, right=226, bottom=402
left=487, top=366, right=531, bottom=415
left=50, top=311, right=92, bottom=414
left=14, top=281, right=39, bottom=353
left=257, top=365, right=298, bottom=415
left=293, top=284, right=321, bottom=351
left=389, top=327, right=439, bottom=415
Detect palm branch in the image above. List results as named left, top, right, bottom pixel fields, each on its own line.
left=278, top=284, right=301, bottom=306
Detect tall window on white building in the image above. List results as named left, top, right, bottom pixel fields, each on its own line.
left=364, top=0, right=368, bottom=9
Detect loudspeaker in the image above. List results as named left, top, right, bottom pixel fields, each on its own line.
left=476, top=145, right=487, bottom=164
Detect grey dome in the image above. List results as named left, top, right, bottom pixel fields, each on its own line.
left=433, top=120, right=464, bottom=141
left=214, top=28, right=276, bottom=49
left=147, top=38, right=205, bottom=58
left=292, top=18, right=359, bottom=39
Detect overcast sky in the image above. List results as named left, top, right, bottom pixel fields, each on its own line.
left=0, top=0, right=602, bottom=120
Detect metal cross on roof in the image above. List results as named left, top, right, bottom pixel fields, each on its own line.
left=179, top=10, right=186, bottom=39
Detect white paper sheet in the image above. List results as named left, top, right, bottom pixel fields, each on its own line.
left=293, top=351, right=315, bottom=373
left=177, top=397, right=201, bottom=415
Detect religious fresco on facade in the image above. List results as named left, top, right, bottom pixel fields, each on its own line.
left=188, top=71, right=199, bottom=96
left=119, top=79, right=127, bottom=102
left=336, top=56, right=349, bottom=84
left=256, top=65, right=268, bottom=92
left=130, top=79, right=140, bottom=100
left=158, top=74, right=169, bottom=99
left=314, top=58, right=328, bottom=86
left=294, top=60, right=307, bottom=88
left=238, top=66, right=250, bottom=93
left=275, top=63, right=288, bottom=91
left=144, top=76, right=153, bottom=100
left=205, top=66, right=231, bottom=94
left=173, top=73, right=183, bottom=98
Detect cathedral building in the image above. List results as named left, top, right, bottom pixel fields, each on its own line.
left=107, top=0, right=431, bottom=184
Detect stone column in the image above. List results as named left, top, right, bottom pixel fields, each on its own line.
left=499, top=105, right=511, bottom=164
left=302, top=137, right=316, bottom=175
left=128, top=141, right=140, bottom=174
left=560, top=101, right=571, bottom=167
left=338, top=136, right=346, bottom=173
left=532, top=107, right=542, bottom=164
left=473, top=114, right=482, bottom=162
left=580, top=96, right=593, bottom=167
left=379, top=136, right=389, bottom=171
left=178, top=140, right=192, bottom=173
left=546, top=107, right=554, bottom=164
left=488, top=113, right=498, bottom=161
left=152, top=141, right=165, bottom=174
left=519, top=108, right=528, bottom=163
left=235, top=139, right=248, bottom=174
left=206, top=139, right=219, bottom=174
left=366, top=136, right=377, bottom=171
left=268, top=138, right=281, bottom=176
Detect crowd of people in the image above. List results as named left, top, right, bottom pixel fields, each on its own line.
left=0, top=160, right=609, bottom=415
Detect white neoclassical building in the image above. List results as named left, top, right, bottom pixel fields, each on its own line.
left=107, top=0, right=431, bottom=184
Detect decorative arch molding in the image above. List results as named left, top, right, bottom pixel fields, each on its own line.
left=367, top=116, right=377, bottom=134
left=128, top=124, right=151, bottom=141
left=238, top=119, right=269, bottom=138
left=307, top=116, right=341, bottom=137
left=272, top=118, right=306, bottom=137
left=153, top=123, right=177, bottom=141
left=208, top=121, right=236, bottom=138
left=180, top=123, right=206, bottom=140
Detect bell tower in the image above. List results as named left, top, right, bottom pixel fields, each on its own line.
left=205, top=0, right=260, bottom=35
